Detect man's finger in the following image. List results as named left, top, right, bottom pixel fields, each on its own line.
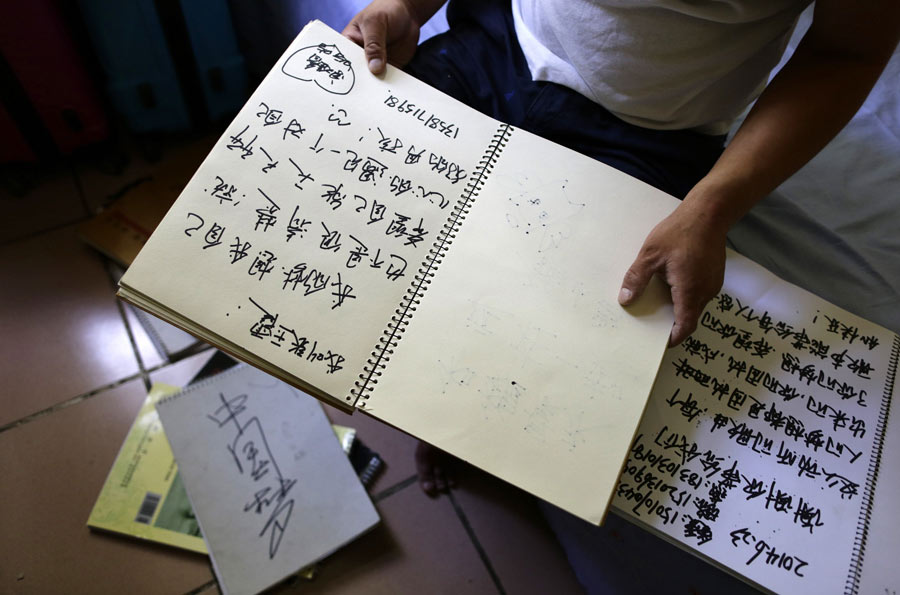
left=359, top=13, right=388, bottom=74
left=619, top=256, right=655, bottom=306
left=669, top=287, right=701, bottom=346
left=341, top=22, right=364, bottom=46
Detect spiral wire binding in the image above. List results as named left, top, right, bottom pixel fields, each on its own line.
left=844, top=334, right=899, bottom=595
left=156, top=363, right=248, bottom=406
left=348, top=124, right=514, bottom=408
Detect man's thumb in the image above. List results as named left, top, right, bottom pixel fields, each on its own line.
left=359, top=14, right=388, bottom=74
left=618, top=261, right=653, bottom=306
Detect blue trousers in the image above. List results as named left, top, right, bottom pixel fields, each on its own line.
left=404, top=0, right=726, bottom=200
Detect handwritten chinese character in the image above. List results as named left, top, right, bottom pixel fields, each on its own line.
left=249, top=250, right=277, bottom=280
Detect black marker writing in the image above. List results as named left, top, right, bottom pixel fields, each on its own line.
left=206, top=391, right=297, bottom=560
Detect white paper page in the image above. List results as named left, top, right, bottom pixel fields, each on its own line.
left=613, top=250, right=898, bottom=594
left=364, top=126, right=678, bottom=524
left=120, top=21, right=497, bottom=404
left=156, top=366, right=379, bottom=595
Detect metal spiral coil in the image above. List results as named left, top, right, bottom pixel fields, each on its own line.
left=348, top=124, right=514, bottom=407
left=844, top=334, right=899, bottom=595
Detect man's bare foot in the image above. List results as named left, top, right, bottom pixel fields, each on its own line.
left=415, top=441, right=457, bottom=496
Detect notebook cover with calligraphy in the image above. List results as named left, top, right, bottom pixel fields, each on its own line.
left=86, top=376, right=359, bottom=556
left=155, top=365, right=379, bottom=595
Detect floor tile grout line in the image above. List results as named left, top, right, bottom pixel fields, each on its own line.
left=116, top=297, right=152, bottom=393
left=0, top=344, right=213, bottom=434
left=448, top=490, right=507, bottom=595
left=103, top=258, right=152, bottom=392
left=0, top=371, right=144, bottom=434
left=371, top=473, right=418, bottom=503
left=182, top=579, right=218, bottom=595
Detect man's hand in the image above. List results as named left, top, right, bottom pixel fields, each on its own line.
left=619, top=194, right=728, bottom=346
left=342, top=0, right=444, bottom=74
left=621, top=0, right=899, bottom=347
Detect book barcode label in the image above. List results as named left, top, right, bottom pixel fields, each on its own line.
left=135, top=491, right=162, bottom=524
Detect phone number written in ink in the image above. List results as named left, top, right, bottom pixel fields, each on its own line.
left=383, top=92, right=461, bottom=139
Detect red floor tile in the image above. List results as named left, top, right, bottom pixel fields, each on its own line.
left=0, top=378, right=214, bottom=594
left=452, top=467, right=585, bottom=595
left=271, top=483, right=498, bottom=595
left=0, top=225, right=140, bottom=426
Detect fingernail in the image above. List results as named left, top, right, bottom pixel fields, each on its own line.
left=368, top=58, right=383, bottom=73
left=618, top=287, right=632, bottom=304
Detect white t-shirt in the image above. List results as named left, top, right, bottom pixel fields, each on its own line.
left=512, top=0, right=810, bottom=134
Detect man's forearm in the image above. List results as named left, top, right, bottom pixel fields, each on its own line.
left=685, top=0, right=900, bottom=229
left=401, top=0, right=447, bottom=26
left=619, top=0, right=899, bottom=345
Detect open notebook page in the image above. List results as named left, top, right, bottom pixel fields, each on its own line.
left=363, top=126, right=678, bottom=524
left=119, top=21, right=498, bottom=407
left=614, top=250, right=898, bottom=593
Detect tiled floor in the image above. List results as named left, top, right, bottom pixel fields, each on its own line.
left=0, top=133, right=585, bottom=594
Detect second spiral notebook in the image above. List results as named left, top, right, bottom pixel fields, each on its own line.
left=118, top=19, right=680, bottom=526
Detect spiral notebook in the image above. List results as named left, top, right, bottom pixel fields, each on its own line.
left=119, top=19, right=676, bottom=527
left=118, top=21, right=898, bottom=593
left=610, top=250, right=899, bottom=594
